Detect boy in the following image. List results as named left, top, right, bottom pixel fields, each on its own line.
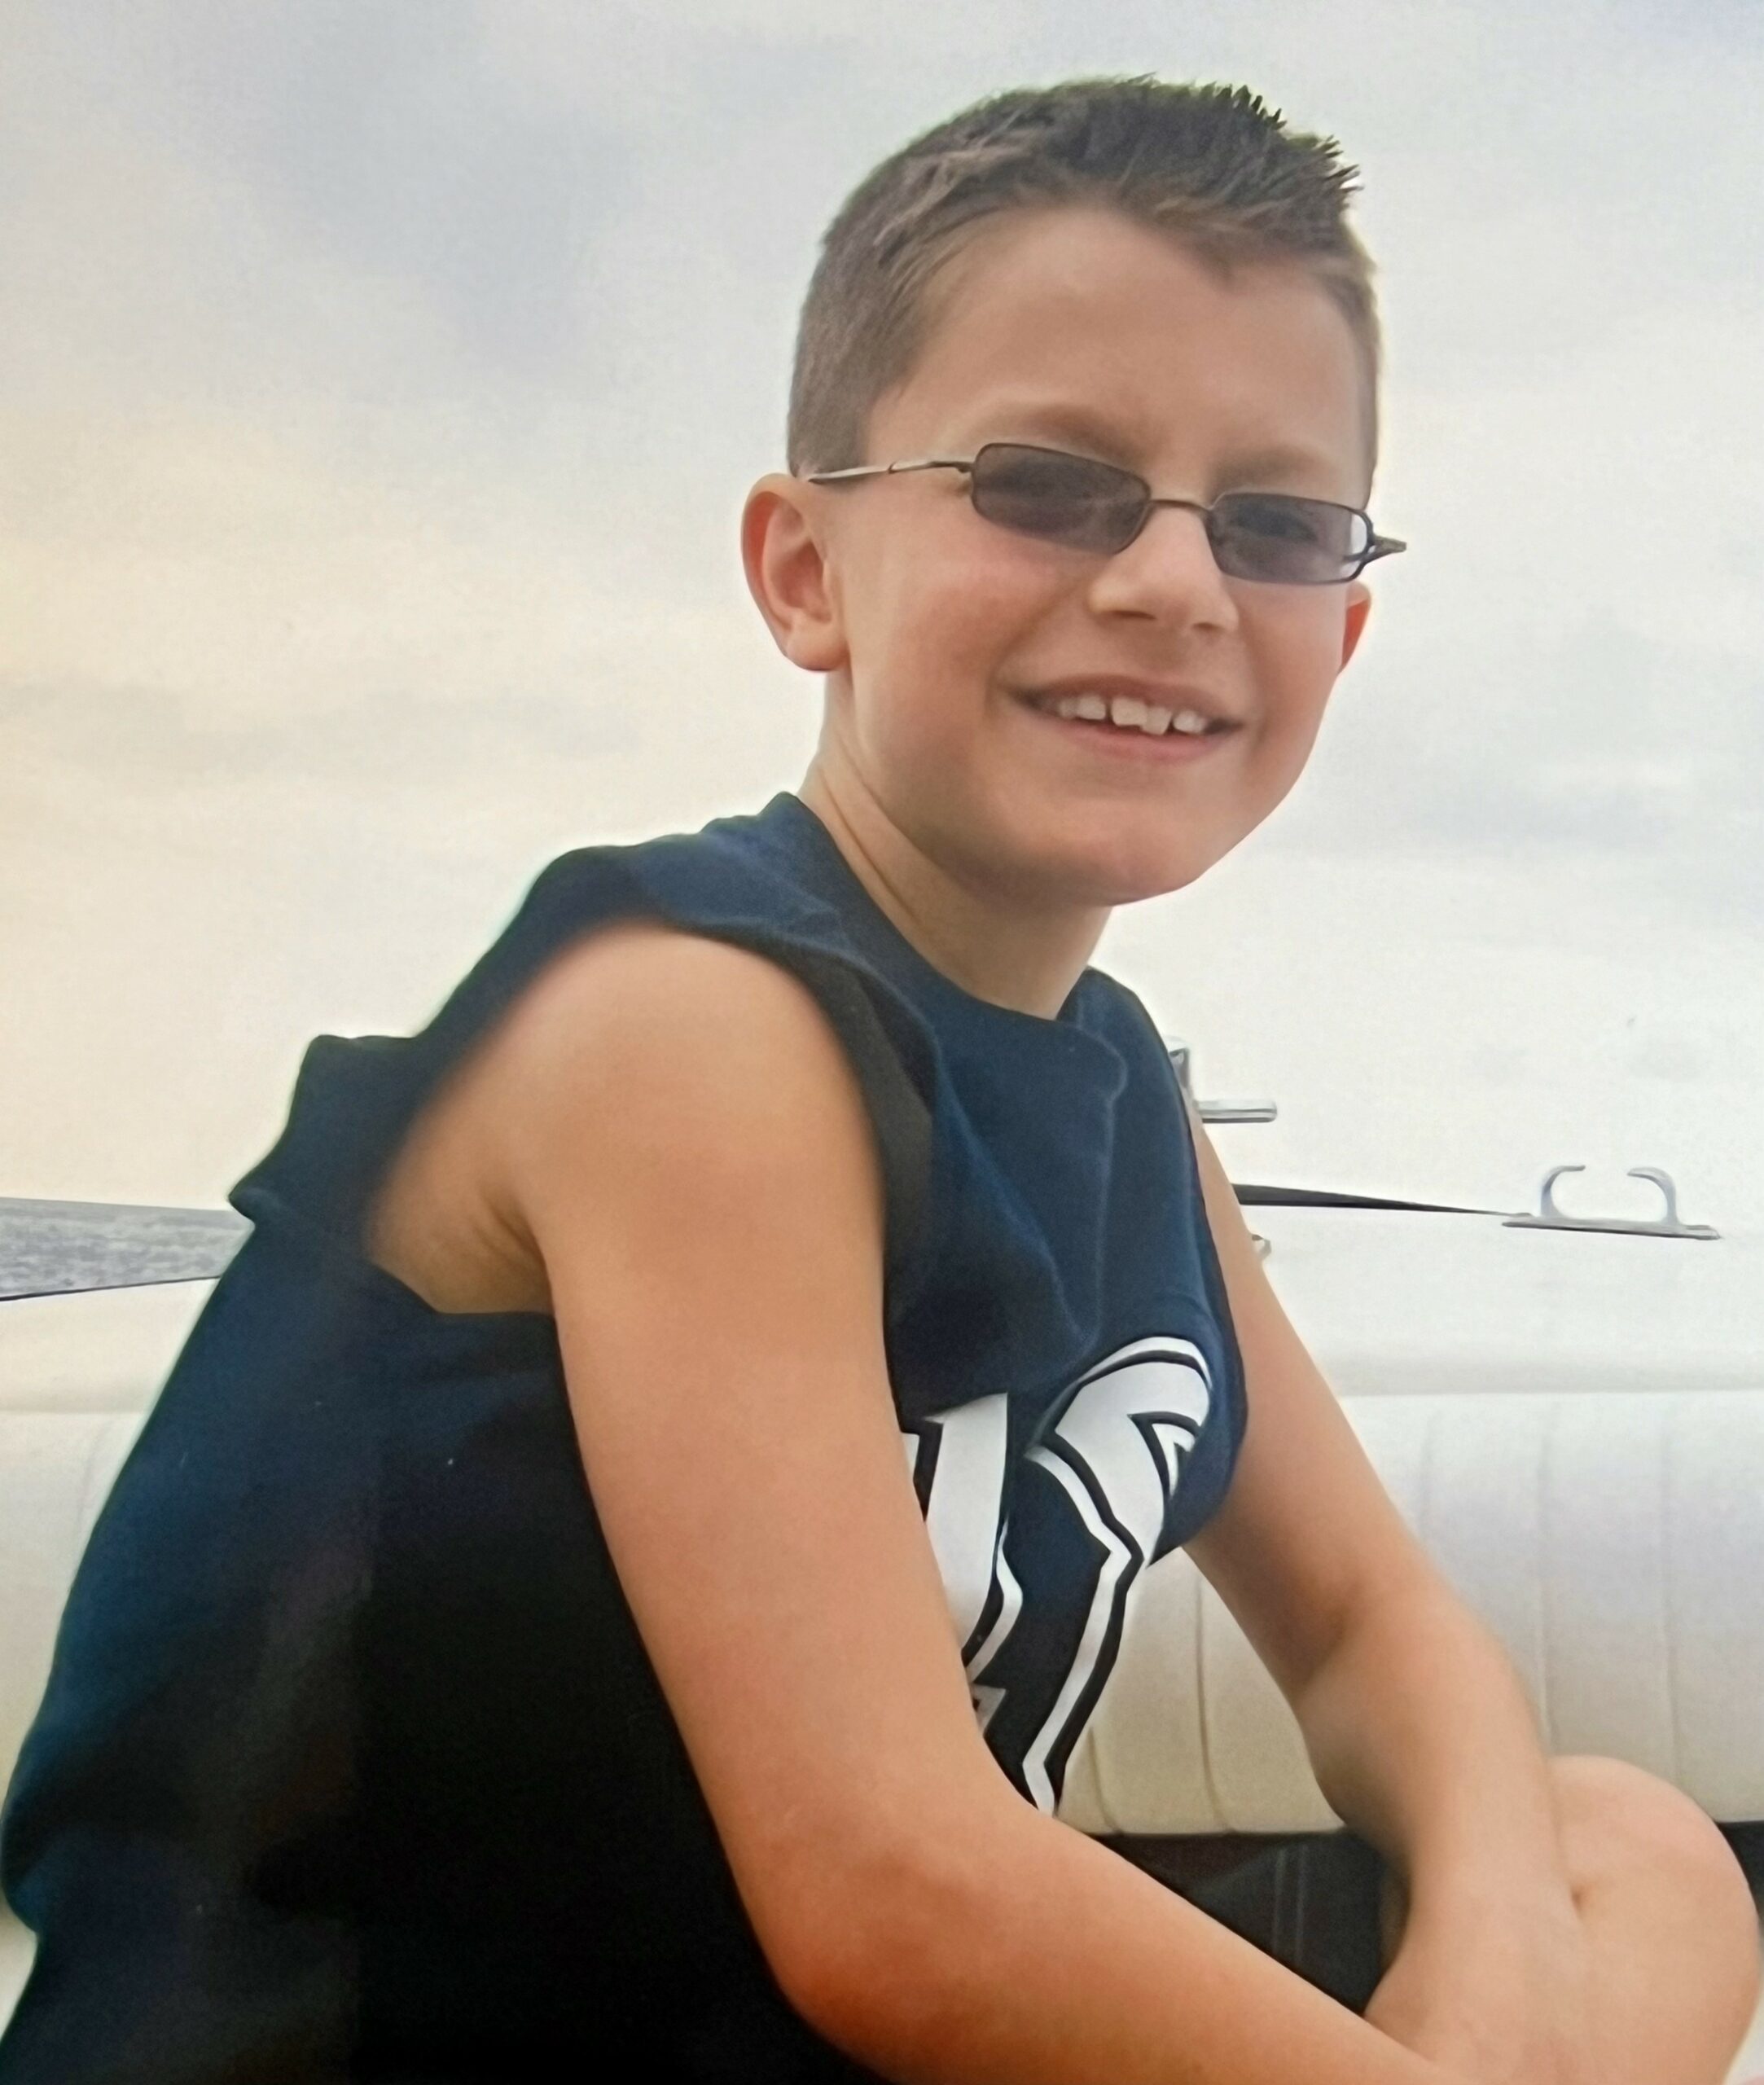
left=2, top=76, right=1758, bottom=2085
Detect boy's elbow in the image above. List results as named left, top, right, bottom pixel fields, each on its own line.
left=758, top=1813, right=1011, bottom=2075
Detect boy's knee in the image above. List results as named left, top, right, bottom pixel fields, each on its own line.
left=1549, top=1755, right=1751, bottom=1912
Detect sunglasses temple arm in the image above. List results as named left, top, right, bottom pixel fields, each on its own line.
left=804, top=459, right=970, bottom=484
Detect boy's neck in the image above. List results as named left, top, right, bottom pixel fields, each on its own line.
left=795, top=764, right=1109, bottom=1021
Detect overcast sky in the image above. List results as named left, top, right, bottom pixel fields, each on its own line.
left=5, top=0, right=1762, bottom=1231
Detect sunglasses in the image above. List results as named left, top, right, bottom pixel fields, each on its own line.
left=805, top=441, right=1406, bottom=586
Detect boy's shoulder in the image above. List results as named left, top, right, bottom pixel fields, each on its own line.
left=516, top=801, right=825, bottom=941
left=364, top=915, right=883, bottom=1319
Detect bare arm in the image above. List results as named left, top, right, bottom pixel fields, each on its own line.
left=1297, top=1588, right=1576, bottom=1933
left=487, top=921, right=1467, bottom=2085
left=1180, top=1103, right=1578, bottom=1935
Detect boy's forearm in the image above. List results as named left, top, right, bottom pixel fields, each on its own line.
left=818, top=1799, right=1459, bottom=2085
left=1292, top=1578, right=1578, bottom=1930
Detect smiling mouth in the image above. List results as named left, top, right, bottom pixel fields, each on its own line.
left=1016, top=690, right=1241, bottom=757
left=1019, top=686, right=1238, bottom=734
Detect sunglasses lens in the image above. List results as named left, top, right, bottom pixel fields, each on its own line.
left=1210, top=494, right=1369, bottom=582
left=969, top=444, right=1143, bottom=552
left=968, top=447, right=1374, bottom=581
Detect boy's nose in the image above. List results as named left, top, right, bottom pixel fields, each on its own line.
left=1088, top=505, right=1241, bottom=628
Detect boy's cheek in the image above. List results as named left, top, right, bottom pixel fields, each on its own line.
left=1249, top=700, right=1337, bottom=811
left=1248, top=621, right=1349, bottom=725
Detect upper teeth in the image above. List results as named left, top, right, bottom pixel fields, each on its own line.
left=1043, top=691, right=1213, bottom=736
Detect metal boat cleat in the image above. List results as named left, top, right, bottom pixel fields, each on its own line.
left=1164, top=1039, right=1278, bottom=1126
left=1503, top=1165, right=1719, bottom=1241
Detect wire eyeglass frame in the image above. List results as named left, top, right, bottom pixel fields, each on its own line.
left=805, top=440, right=1406, bottom=586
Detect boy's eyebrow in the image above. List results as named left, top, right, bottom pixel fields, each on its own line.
left=978, top=398, right=1342, bottom=489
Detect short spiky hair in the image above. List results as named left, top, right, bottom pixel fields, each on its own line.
left=787, top=77, right=1381, bottom=491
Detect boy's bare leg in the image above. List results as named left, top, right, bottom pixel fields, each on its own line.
left=1377, top=1756, right=1763, bottom=2085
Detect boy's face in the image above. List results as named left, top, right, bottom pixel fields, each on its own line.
left=749, top=204, right=1376, bottom=910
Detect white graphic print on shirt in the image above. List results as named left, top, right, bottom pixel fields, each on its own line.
left=902, top=1334, right=1213, bottom=1813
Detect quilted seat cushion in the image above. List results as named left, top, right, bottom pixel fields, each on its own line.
left=1063, top=1389, right=1764, bottom=1834
left=0, top=1411, right=147, bottom=2027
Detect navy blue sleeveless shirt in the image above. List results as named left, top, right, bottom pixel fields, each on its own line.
left=0, top=790, right=1246, bottom=2083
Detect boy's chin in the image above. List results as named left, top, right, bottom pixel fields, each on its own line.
left=1047, top=819, right=1256, bottom=905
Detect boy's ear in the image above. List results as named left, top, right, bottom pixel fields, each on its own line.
left=1339, top=579, right=1373, bottom=673
left=739, top=474, right=849, bottom=675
